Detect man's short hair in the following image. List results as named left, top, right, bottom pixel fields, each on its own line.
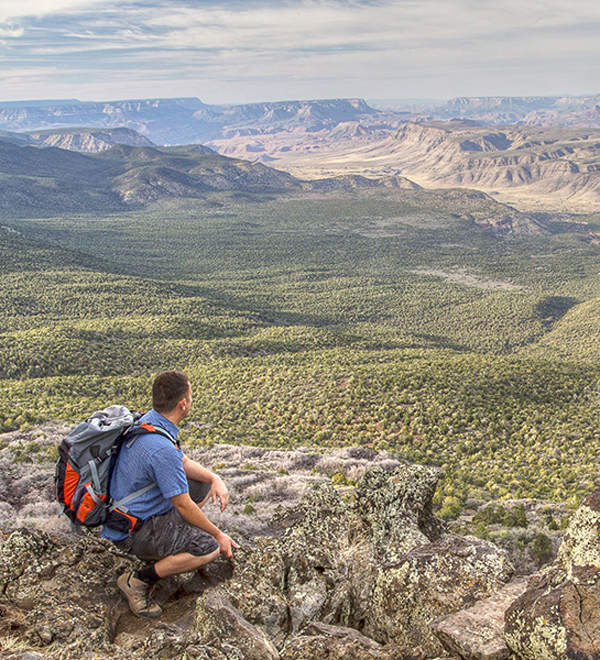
left=152, top=371, right=190, bottom=413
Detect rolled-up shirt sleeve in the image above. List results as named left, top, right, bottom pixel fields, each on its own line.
left=149, top=446, right=189, bottom=500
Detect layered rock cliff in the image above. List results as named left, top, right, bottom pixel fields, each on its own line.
left=213, top=119, right=600, bottom=209
left=0, top=98, right=380, bottom=145
left=361, top=122, right=600, bottom=204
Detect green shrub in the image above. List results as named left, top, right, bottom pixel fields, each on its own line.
left=438, top=495, right=462, bottom=520
left=473, top=503, right=528, bottom=528
left=531, top=532, right=552, bottom=563
left=330, top=472, right=355, bottom=487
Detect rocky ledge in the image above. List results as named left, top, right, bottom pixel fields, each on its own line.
left=0, top=433, right=598, bottom=660
left=504, top=488, right=600, bottom=659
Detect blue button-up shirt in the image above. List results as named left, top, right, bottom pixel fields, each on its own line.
left=101, top=409, right=188, bottom=541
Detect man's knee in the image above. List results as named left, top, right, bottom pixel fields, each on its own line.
left=187, top=479, right=211, bottom=507
left=206, top=547, right=220, bottom=562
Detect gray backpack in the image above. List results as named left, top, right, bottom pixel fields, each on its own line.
left=55, top=405, right=176, bottom=533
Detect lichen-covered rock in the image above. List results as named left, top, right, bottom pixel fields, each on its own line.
left=504, top=565, right=600, bottom=659
left=219, top=467, right=511, bottom=657
left=195, top=587, right=279, bottom=660
left=0, top=528, right=227, bottom=660
left=433, top=578, right=529, bottom=660
left=277, top=485, right=355, bottom=634
left=0, top=528, right=134, bottom=654
left=100, top=622, right=224, bottom=660
left=0, top=445, right=521, bottom=659
left=557, top=489, right=600, bottom=577
left=280, top=622, right=422, bottom=659
left=224, top=482, right=364, bottom=641
left=505, top=488, right=600, bottom=660
left=354, top=464, right=446, bottom=562
left=220, top=539, right=290, bottom=647
left=364, top=534, right=513, bottom=655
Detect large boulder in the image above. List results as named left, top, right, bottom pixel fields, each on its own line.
left=505, top=488, right=600, bottom=660
left=222, top=483, right=358, bottom=645
left=364, top=534, right=513, bottom=655
left=0, top=528, right=133, bottom=655
left=220, top=538, right=290, bottom=647
left=557, top=489, right=600, bottom=577
left=505, top=566, right=600, bottom=660
left=195, top=588, right=279, bottom=660
left=208, top=466, right=512, bottom=657
left=433, top=578, right=529, bottom=660
left=0, top=528, right=226, bottom=659
left=354, top=464, right=446, bottom=562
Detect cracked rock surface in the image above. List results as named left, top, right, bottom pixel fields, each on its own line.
left=504, top=488, right=600, bottom=660
left=432, top=577, right=529, bottom=660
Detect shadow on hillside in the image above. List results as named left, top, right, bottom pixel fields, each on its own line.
left=535, top=296, right=578, bottom=328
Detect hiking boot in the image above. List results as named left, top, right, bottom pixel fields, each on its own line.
left=117, top=571, right=163, bottom=618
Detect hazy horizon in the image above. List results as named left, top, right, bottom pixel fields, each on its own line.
left=1, top=92, right=600, bottom=109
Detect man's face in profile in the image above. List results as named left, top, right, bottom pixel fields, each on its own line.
left=183, top=384, right=193, bottom=418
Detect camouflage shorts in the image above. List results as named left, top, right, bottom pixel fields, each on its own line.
left=115, top=479, right=219, bottom=561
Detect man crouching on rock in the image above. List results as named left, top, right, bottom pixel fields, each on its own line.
left=101, top=370, right=239, bottom=618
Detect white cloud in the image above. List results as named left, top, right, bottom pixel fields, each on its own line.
left=1, top=0, right=600, bottom=101
left=0, top=24, right=22, bottom=36
left=0, top=0, right=101, bottom=22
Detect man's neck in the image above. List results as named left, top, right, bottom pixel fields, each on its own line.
left=156, top=409, right=183, bottom=428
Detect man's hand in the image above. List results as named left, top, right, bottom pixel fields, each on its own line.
left=216, top=531, right=240, bottom=560
left=210, top=475, right=230, bottom=512
left=182, top=456, right=230, bottom=512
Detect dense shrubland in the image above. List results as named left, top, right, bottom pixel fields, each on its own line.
left=1, top=190, right=600, bottom=507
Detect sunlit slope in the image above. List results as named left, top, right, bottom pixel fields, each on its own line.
left=523, top=296, right=600, bottom=361
left=358, top=123, right=600, bottom=204
left=216, top=121, right=600, bottom=210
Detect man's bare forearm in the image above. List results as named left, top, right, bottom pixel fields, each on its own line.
left=182, top=455, right=218, bottom=484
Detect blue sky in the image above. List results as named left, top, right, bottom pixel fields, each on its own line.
left=0, top=0, right=599, bottom=103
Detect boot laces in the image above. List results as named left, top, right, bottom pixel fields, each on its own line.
left=144, top=583, right=158, bottom=609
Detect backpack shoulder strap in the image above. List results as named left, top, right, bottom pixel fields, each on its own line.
left=108, top=423, right=179, bottom=514
left=110, top=483, right=156, bottom=513
left=125, top=423, right=180, bottom=449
